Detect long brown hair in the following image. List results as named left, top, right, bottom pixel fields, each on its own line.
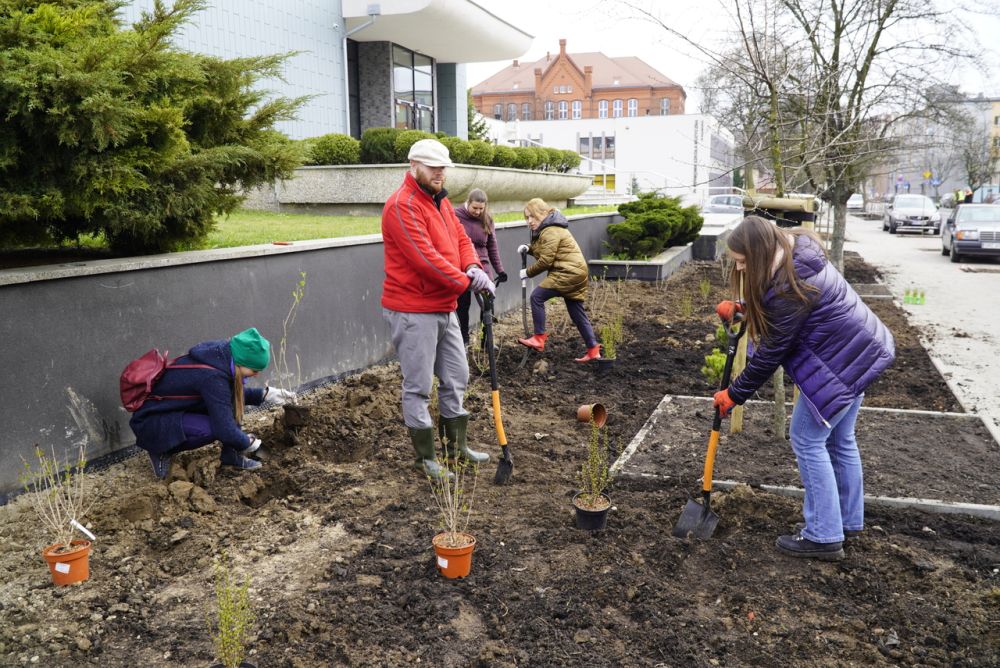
left=465, top=188, right=494, bottom=234
left=233, top=367, right=248, bottom=423
left=726, top=215, right=821, bottom=341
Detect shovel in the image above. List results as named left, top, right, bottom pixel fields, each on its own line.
left=517, top=246, right=531, bottom=370
left=477, top=290, right=514, bottom=484
left=672, top=313, right=745, bottom=539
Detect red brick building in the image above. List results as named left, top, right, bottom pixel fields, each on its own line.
left=471, top=39, right=685, bottom=122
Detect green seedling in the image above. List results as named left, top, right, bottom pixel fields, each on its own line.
left=679, top=294, right=693, bottom=319
left=577, top=420, right=613, bottom=509
left=209, top=552, right=254, bottom=668
left=699, top=278, right=712, bottom=301
left=701, top=348, right=726, bottom=386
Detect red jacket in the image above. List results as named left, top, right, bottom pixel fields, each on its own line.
left=382, top=172, right=480, bottom=312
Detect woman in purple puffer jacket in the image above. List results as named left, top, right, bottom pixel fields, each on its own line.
left=712, top=216, right=895, bottom=561
left=454, top=189, right=507, bottom=345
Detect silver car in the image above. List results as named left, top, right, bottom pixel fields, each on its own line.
left=941, top=204, right=1000, bottom=263
left=883, top=194, right=939, bottom=234
left=702, top=194, right=745, bottom=214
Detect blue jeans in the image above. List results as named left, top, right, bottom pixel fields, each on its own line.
left=789, top=395, right=865, bottom=543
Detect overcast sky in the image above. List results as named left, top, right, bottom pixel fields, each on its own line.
left=468, top=0, right=1000, bottom=110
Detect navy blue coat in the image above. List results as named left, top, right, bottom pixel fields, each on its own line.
left=727, top=235, right=895, bottom=426
left=129, top=340, right=265, bottom=454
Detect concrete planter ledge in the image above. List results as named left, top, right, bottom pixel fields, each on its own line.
left=244, top=164, right=593, bottom=216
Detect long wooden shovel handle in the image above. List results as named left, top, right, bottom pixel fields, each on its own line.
left=702, top=429, right=720, bottom=493
left=491, top=390, right=507, bottom=447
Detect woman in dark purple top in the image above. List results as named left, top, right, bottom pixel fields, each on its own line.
left=454, top=189, right=507, bottom=345
left=713, top=216, right=895, bottom=561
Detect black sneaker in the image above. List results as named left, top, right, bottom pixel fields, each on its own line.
left=148, top=451, right=171, bottom=479
left=794, top=522, right=862, bottom=540
left=776, top=534, right=845, bottom=561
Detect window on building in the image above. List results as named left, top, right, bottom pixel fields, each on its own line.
left=598, top=100, right=608, bottom=119
left=553, top=86, right=559, bottom=94
left=605, top=136, right=616, bottom=159
left=579, top=137, right=590, bottom=157
left=559, top=85, right=567, bottom=94
left=572, top=100, right=582, bottom=119
left=660, top=98, right=671, bottom=116
left=558, top=100, right=568, bottom=119
left=544, top=101, right=555, bottom=120
left=522, top=103, right=532, bottom=120
left=612, top=99, right=623, bottom=118
left=507, top=103, right=518, bottom=121
left=393, top=46, right=434, bottom=131
left=995, top=115, right=1000, bottom=125
left=593, top=136, right=603, bottom=158
left=493, top=103, right=502, bottom=120
left=627, top=99, right=638, bottom=117
left=567, top=85, right=573, bottom=93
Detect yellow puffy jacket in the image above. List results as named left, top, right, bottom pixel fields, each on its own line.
left=526, top=211, right=589, bottom=301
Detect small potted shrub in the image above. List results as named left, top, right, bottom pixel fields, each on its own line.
left=208, top=553, right=256, bottom=668
left=19, top=444, right=96, bottom=586
left=428, top=456, right=480, bottom=579
left=572, top=421, right=613, bottom=531
left=596, top=312, right=623, bottom=377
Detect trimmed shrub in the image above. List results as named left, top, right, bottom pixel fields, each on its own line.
left=466, top=140, right=496, bottom=166
left=360, top=127, right=402, bottom=164
left=439, top=136, right=473, bottom=164
left=308, top=133, right=361, bottom=165
left=512, top=146, right=541, bottom=170
left=393, top=129, right=436, bottom=162
left=491, top=145, right=517, bottom=168
left=542, top=147, right=563, bottom=172
left=608, top=194, right=704, bottom=259
left=560, top=149, right=582, bottom=172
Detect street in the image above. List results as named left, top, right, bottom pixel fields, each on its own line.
left=844, top=213, right=1000, bottom=443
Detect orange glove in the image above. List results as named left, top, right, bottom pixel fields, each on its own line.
left=716, top=300, right=744, bottom=322
left=713, top=388, right=737, bottom=417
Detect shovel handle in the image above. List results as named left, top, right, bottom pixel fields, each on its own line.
left=492, top=390, right=507, bottom=447
left=702, top=429, right=720, bottom=493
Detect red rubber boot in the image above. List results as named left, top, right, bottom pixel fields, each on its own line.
left=517, top=333, right=548, bottom=351
left=574, top=344, right=602, bottom=362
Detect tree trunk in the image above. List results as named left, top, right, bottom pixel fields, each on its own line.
left=829, top=201, right=848, bottom=273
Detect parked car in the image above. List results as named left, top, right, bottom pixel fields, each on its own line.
left=702, top=194, right=745, bottom=214
left=846, top=193, right=864, bottom=211
left=882, top=194, right=938, bottom=234
left=941, top=204, right=1000, bottom=263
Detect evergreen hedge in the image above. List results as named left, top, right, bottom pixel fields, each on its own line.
left=608, top=193, right=704, bottom=259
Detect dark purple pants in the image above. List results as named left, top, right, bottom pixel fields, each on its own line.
left=530, top=287, right=598, bottom=348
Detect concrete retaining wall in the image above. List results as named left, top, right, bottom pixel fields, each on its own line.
left=0, top=213, right=618, bottom=499
left=243, top=164, right=594, bottom=215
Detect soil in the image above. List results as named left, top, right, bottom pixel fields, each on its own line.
left=1, top=253, right=998, bottom=667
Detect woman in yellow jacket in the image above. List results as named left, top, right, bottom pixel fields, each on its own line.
left=516, top=198, right=601, bottom=362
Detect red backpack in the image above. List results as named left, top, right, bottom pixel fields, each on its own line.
left=120, top=349, right=214, bottom=412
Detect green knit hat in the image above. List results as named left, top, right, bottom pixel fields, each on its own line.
left=230, top=327, right=271, bottom=371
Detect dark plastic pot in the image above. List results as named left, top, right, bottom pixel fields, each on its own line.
left=595, top=358, right=616, bottom=377
left=573, top=492, right=611, bottom=531
left=282, top=404, right=311, bottom=429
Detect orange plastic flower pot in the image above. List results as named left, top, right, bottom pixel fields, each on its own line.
left=576, top=403, right=608, bottom=428
left=42, top=540, right=91, bottom=586
left=432, top=532, right=476, bottom=579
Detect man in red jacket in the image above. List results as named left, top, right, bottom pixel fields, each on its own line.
left=382, top=139, right=495, bottom=479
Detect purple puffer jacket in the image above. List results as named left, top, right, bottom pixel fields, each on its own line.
left=727, top=235, right=895, bottom=426
left=455, top=206, right=504, bottom=279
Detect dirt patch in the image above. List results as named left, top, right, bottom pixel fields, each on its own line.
left=0, top=254, right=997, bottom=667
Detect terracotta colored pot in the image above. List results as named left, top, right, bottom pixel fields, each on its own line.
left=432, top=532, right=476, bottom=579
left=576, top=403, right=608, bottom=428
left=42, top=539, right=91, bottom=586
left=572, top=492, right=611, bottom=531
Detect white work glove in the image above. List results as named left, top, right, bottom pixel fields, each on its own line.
left=265, top=387, right=297, bottom=406
left=519, top=268, right=529, bottom=280
left=466, top=267, right=496, bottom=295
left=517, top=244, right=530, bottom=255
left=246, top=435, right=262, bottom=453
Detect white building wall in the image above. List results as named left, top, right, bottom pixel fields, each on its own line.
left=121, top=0, right=346, bottom=139
left=486, top=115, right=735, bottom=202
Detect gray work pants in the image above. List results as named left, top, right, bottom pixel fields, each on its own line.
left=383, top=309, right=468, bottom=429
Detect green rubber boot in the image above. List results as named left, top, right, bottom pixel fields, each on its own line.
left=408, top=427, right=453, bottom=481
left=441, top=415, right=491, bottom=464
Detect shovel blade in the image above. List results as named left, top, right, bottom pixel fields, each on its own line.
left=672, top=498, right=719, bottom=540
left=493, top=446, right=514, bottom=485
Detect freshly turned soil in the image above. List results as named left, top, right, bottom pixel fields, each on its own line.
left=1, top=252, right=996, bottom=667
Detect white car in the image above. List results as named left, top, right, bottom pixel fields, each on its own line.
left=883, top=194, right=939, bottom=234
left=846, top=193, right=864, bottom=211
left=941, top=204, right=1000, bottom=263
left=702, top=194, right=744, bottom=214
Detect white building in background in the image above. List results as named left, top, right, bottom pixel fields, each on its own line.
left=483, top=114, right=736, bottom=203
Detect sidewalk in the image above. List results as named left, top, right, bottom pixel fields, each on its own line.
left=844, top=214, right=1000, bottom=445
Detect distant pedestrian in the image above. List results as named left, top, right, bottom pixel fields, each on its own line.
left=454, top=189, right=507, bottom=346
left=129, top=328, right=295, bottom=479
left=381, top=139, right=493, bottom=480
left=516, top=198, right=601, bottom=362
left=713, top=216, right=895, bottom=561
left=964, top=188, right=974, bottom=203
